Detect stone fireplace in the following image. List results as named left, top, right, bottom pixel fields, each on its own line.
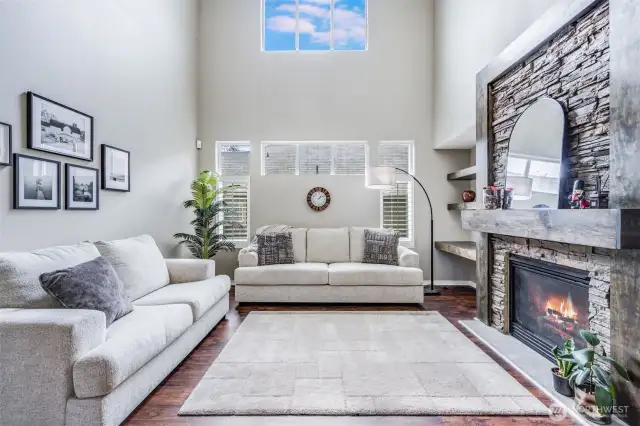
left=464, top=0, right=640, bottom=422
left=492, top=236, right=612, bottom=358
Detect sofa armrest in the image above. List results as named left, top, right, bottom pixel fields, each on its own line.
left=0, top=309, right=105, bottom=426
left=165, top=259, right=215, bottom=284
left=398, top=246, right=420, bottom=268
left=238, top=248, right=258, bottom=267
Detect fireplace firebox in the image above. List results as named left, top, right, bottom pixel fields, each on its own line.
left=506, top=255, right=590, bottom=362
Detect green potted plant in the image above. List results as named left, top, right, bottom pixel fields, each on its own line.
left=551, top=338, right=576, bottom=397
left=561, top=330, right=631, bottom=425
left=174, top=170, right=244, bottom=259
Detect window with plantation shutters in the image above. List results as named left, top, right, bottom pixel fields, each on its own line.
left=333, top=143, right=366, bottom=175
left=216, top=141, right=250, bottom=243
left=262, top=142, right=367, bottom=175
left=381, top=182, right=413, bottom=240
left=219, top=182, right=249, bottom=242
left=379, top=142, right=413, bottom=172
left=218, top=143, right=251, bottom=176
left=263, top=143, right=297, bottom=175
left=299, top=144, right=332, bottom=175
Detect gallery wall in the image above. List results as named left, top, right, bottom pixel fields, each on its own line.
left=433, top=0, right=557, bottom=149
left=0, top=0, right=198, bottom=254
left=198, top=0, right=473, bottom=279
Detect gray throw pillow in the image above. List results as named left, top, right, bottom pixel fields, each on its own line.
left=362, top=229, right=400, bottom=265
left=257, top=232, right=295, bottom=266
left=39, top=256, right=133, bottom=326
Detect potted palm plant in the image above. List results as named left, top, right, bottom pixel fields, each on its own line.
left=174, top=170, right=244, bottom=259
left=560, top=330, right=631, bottom=425
left=551, top=338, right=576, bottom=397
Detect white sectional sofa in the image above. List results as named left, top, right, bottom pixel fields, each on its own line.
left=235, top=227, right=424, bottom=303
left=0, top=235, right=231, bottom=426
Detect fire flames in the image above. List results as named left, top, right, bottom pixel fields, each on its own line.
left=545, top=294, right=578, bottom=320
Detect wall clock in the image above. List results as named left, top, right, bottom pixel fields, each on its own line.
left=307, top=187, right=331, bottom=212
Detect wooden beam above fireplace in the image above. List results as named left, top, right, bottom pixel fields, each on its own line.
left=461, top=208, right=640, bottom=250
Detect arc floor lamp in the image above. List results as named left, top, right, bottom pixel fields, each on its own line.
left=366, top=166, right=439, bottom=296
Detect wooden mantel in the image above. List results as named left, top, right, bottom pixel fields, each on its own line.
left=461, top=208, right=640, bottom=249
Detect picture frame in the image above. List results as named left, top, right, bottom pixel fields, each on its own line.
left=0, top=121, right=12, bottom=166
left=66, top=164, right=99, bottom=210
left=101, top=144, right=130, bottom=192
left=13, top=153, right=61, bottom=210
left=27, top=92, right=94, bottom=161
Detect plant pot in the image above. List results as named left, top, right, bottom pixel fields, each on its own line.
left=551, top=368, right=574, bottom=397
left=574, top=386, right=612, bottom=425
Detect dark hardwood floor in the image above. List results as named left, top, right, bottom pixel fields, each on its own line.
left=125, top=287, right=576, bottom=426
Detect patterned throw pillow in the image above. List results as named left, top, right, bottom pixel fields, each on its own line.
left=362, top=229, right=400, bottom=265
left=257, top=232, right=295, bottom=266
left=247, top=224, right=291, bottom=253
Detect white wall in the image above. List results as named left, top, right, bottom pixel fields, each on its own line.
left=433, top=0, right=557, bottom=149
left=0, top=0, right=198, bottom=254
left=199, top=0, right=472, bottom=279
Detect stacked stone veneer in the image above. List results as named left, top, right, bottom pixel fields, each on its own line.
left=491, top=236, right=612, bottom=356
left=487, top=1, right=613, bottom=355
left=490, top=1, right=610, bottom=202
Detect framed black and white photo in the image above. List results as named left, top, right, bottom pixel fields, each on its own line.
left=0, top=121, right=11, bottom=166
left=13, top=154, right=61, bottom=210
left=27, top=92, right=94, bottom=161
left=66, top=164, right=99, bottom=210
left=101, top=144, right=130, bottom=192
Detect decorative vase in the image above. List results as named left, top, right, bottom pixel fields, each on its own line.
left=574, top=386, right=612, bottom=425
left=462, top=190, right=476, bottom=203
left=551, top=368, right=574, bottom=397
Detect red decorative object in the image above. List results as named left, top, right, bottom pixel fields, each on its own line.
left=462, top=190, right=476, bottom=203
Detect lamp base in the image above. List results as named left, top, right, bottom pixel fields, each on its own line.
left=423, top=288, right=441, bottom=296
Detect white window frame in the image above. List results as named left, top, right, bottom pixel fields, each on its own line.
left=378, top=141, right=415, bottom=247
left=261, top=0, right=369, bottom=52
left=261, top=141, right=368, bottom=176
left=215, top=141, right=251, bottom=247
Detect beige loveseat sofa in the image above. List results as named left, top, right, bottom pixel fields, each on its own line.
left=235, top=227, right=424, bottom=303
left=0, top=235, right=231, bottom=426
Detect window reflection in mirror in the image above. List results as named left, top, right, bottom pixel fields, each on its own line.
left=505, top=98, right=566, bottom=209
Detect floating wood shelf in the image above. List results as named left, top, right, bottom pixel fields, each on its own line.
left=435, top=241, right=477, bottom=261
left=447, top=202, right=478, bottom=211
left=461, top=208, right=640, bottom=250
left=447, top=166, right=477, bottom=181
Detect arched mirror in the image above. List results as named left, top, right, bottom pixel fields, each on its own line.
left=505, top=97, right=567, bottom=209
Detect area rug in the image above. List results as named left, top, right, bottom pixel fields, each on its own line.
left=179, top=312, right=548, bottom=416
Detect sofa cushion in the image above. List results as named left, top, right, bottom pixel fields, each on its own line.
left=94, top=235, right=170, bottom=301
left=0, top=242, right=101, bottom=309
left=73, top=304, right=192, bottom=398
left=290, top=228, right=307, bottom=263
left=328, top=263, right=423, bottom=286
left=349, top=227, right=387, bottom=262
left=235, top=263, right=329, bottom=285
left=39, top=256, right=133, bottom=326
left=133, top=275, right=231, bottom=321
left=306, top=228, right=350, bottom=263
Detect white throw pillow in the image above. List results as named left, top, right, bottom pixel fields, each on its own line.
left=94, top=235, right=169, bottom=301
left=306, top=228, right=350, bottom=264
left=349, top=227, right=388, bottom=262
left=0, top=242, right=101, bottom=308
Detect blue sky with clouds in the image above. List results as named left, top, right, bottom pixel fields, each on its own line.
left=264, top=0, right=366, bottom=51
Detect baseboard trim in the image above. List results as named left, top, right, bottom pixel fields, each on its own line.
left=424, top=280, right=476, bottom=289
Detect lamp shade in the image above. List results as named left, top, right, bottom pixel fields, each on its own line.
left=366, top=166, right=396, bottom=189
left=506, top=176, right=533, bottom=200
